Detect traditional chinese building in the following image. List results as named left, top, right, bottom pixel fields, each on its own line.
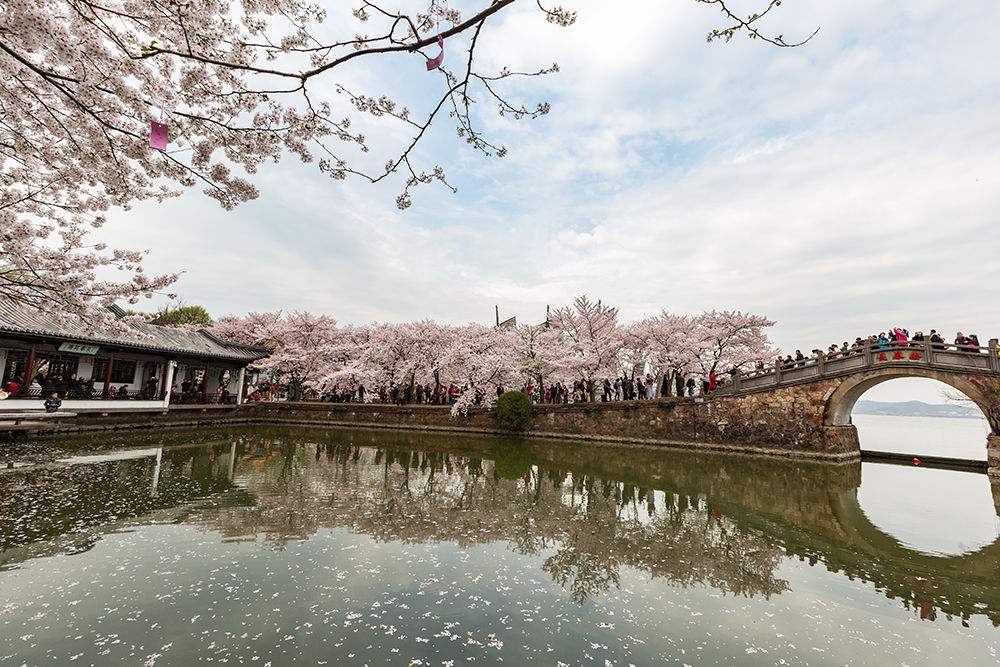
left=0, top=299, right=269, bottom=411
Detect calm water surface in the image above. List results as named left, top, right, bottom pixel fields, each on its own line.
left=1, top=426, right=999, bottom=666
left=853, top=413, right=991, bottom=459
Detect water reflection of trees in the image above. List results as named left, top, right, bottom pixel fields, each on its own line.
left=199, top=437, right=789, bottom=603
left=4, top=427, right=999, bottom=626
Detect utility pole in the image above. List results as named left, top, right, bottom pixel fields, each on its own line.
left=495, top=305, right=499, bottom=327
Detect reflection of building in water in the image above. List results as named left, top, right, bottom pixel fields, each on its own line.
left=0, top=442, right=243, bottom=568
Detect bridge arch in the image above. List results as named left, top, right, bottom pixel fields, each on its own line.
left=823, top=367, right=999, bottom=436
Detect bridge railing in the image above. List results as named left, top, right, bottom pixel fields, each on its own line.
left=730, top=338, right=1000, bottom=393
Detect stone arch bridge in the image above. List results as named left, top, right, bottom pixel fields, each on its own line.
left=719, top=339, right=1000, bottom=475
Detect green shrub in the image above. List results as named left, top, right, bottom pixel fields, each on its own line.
left=496, top=391, right=532, bottom=432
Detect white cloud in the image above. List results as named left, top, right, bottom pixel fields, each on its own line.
left=97, top=0, right=1000, bottom=399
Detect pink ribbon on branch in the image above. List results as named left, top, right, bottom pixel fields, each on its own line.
left=425, top=35, right=444, bottom=71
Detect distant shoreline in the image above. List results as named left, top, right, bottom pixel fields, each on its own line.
left=853, top=400, right=985, bottom=420
left=853, top=412, right=986, bottom=421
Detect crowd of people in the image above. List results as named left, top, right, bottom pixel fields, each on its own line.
left=1, top=371, right=161, bottom=400
left=310, top=369, right=728, bottom=407
left=765, top=328, right=987, bottom=371
left=315, top=383, right=469, bottom=406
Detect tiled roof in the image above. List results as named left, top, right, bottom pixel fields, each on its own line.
left=0, top=299, right=269, bottom=363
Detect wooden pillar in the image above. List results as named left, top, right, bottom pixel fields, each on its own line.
left=235, top=367, right=247, bottom=405
left=102, top=354, right=114, bottom=398
left=201, top=366, right=209, bottom=403
left=23, top=345, right=36, bottom=397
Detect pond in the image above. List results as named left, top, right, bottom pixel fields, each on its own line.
left=1, top=426, right=999, bottom=665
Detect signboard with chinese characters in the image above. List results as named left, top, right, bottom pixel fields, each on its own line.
left=58, top=342, right=100, bottom=356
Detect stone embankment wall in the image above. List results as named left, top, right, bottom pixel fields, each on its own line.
left=9, top=388, right=1000, bottom=469
left=0, top=385, right=864, bottom=462
left=246, top=385, right=861, bottom=462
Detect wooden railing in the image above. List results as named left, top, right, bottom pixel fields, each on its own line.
left=726, top=338, right=1000, bottom=394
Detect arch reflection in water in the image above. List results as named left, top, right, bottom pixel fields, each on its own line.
left=858, top=463, right=1000, bottom=556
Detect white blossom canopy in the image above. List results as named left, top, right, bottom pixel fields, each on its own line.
left=210, top=295, right=777, bottom=412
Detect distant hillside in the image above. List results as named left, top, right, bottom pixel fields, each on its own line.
left=854, top=400, right=984, bottom=419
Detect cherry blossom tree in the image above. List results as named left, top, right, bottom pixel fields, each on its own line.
left=314, top=323, right=370, bottom=395
left=349, top=320, right=459, bottom=400
left=690, top=310, right=777, bottom=376
left=1, top=0, right=812, bottom=322
left=508, top=322, right=563, bottom=394
left=212, top=310, right=341, bottom=398
left=629, top=312, right=699, bottom=377
left=442, top=323, right=517, bottom=414
left=548, top=295, right=625, bottom=401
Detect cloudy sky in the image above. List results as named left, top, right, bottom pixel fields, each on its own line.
left=99, top=0, right=1000, bottom=403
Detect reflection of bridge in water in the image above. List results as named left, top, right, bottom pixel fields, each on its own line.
left=534, top=437, right=1000, bottom=625
left=1, top=425, right=998, bottom=626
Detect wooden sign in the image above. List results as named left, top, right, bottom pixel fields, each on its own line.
left=58, top=342, right=100, bottom=355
